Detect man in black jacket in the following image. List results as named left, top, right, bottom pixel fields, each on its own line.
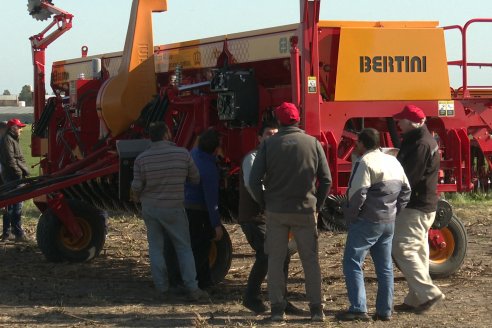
left=392, top=105, right=444, bottom=314
left=0, top=119, right=30, bottom=242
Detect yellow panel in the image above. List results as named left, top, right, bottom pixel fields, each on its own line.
left=335, top=27, right=450, bottom=101
left=319, top=20, right=439, bottom=28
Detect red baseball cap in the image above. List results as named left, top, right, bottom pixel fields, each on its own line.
left=7, top=118, right=27, bottom=128
left=393, top=105, right=426, bottom=123
left=275, top=102, right=300, bottom=125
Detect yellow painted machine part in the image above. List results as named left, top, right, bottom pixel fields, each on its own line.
left=97, top=0, right=167, bottom=136
left=334, top=27, right=451, bottom=101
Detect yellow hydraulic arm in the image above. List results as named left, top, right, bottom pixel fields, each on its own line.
left=97, top=0, right=167, bottom=136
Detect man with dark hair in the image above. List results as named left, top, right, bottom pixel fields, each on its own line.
left=185, top=129, right=223, bottom=288
left=392, top=105, right=445, bottom=313
left=250, top=102, right=332, bottom=322
left=239, top=121, right=303, bottom=315
left=0, top=119, right=30, bottom=242
left=337, top=128, right=410, bottom=322
left=131, top=122, right=207, bottom=301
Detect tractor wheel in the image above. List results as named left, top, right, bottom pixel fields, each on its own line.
left=209, top=225, right=233, bottom=284
left=429, top=215, right=467, bottom=278
left=36, top=200, right=107, bottom=262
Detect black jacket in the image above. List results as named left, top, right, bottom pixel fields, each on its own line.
left=397, top=125, right=439, bottom=213
left=0, top=130, right=30, bottom=182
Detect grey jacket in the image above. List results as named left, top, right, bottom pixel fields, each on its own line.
left=249, top=125, right=332, bottom=214
left=344, top=149, right=411, bottom=224
left=0, top=130, right=29, bottom=182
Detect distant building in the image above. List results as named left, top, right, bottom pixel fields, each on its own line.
left=0, top=95, right=19, bottom=107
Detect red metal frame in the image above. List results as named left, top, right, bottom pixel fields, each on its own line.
left=2, top=1, right=490, bottom=243
left=30, top=1, right=73, bottom=156
left=443, top=19, right=492, bottom=98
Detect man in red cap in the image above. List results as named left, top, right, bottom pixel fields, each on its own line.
left=249, top=102, right=332, bottom=322
left=0, top=118, right=30, bottom=242
left=392, top=105, right=445, bottom=313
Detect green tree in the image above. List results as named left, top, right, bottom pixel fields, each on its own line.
left=3, top=89, right=10, bottom=95
left=18, top=85, right=33, bottom=106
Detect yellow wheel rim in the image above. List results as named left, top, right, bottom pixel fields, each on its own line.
left=58, top=217, right=92, bottom=251
left=429, top=228, right=455, bottom=263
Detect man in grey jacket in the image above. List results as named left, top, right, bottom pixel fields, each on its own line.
left=0, top=119, right=30, bottom=242
left=337, top=128, right=410, bottom=322
left=249, top=102, right=332, bottom=322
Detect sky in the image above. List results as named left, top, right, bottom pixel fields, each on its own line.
left=0, top=0, right=491, bottom=95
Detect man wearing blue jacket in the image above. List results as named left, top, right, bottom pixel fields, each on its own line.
left=185, top=129, right=223, bottom=288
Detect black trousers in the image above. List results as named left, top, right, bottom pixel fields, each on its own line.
left=240, top=221, right=292, bottom=301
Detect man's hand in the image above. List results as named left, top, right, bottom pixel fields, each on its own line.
left=213, top=225, right=223, bottom=241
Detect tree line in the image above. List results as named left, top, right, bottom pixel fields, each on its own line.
left=3, top=85, right=34, bottom=106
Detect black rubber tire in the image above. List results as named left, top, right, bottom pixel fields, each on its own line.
left=36, top=200, right=107, bottom=263
left=209, top=225, right=233, bottom=284
left=429, top=215, right=468, bottom=278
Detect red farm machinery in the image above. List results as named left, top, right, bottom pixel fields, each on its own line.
left=2, top=0, right=491, bottom=281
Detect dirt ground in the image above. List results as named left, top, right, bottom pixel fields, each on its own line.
left=0, top=203, right=491, bottom=328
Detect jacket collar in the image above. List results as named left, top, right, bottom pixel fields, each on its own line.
left=278, top=125, right=304, bottom=135
left=402, top=125, right=429, bottom=143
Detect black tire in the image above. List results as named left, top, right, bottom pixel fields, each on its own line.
left=36, top=200, right=107, bottom=262
left=209, top=225, right=233, bottom=284
left=429, top=215, right=467, bottom=278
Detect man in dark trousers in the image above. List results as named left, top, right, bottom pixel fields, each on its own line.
left=185, top=129, right=224, bottom=289
left=392, top=105, right=445, bottom=313
left=0, top=119, right=30, bottom=242
left=249, top=102, right=332, bottom=322
left=239, top=121, right=303, bottom=315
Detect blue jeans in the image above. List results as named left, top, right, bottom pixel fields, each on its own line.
left=343, top=218, right=394, bottom=316
left=3, top=202, right=24, bottom=237
left=142, top=206, right=198, bottom=293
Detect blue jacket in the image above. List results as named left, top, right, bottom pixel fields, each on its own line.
left=185, top=148, right=221, bottom=228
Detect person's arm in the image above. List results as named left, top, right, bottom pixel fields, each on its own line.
left=17, top=147, right=30, bottom=177
left=397, top=170, right=412, bottom=214
left=4, top=138, right=23, bottom=179
left=249, top=141, right=267, bottom=207
left=131, top=157, right=144, bottom=200
left=201, top=162, right=223, bottom=240
left=401, top=143, right=430, bottom=188
left=315, top=140, right=332, bottom=211
left=343, top=160, right=370, bottom=222
left=242, top=152, right=257, bottom=200
left=186, top=153, right=200, bottom=185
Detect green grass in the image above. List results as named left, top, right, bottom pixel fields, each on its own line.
left=445, top=192, right=492, bottom=206
left=19, top=124, right=40, bottom=177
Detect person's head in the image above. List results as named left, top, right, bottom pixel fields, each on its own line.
left=6, top=118, right=26, bottom=137
left=0, top=121, right=7, bottom=137
left=274, top=102, right=300, bottom=127
left=258, top=121, right=278, bottom=143
left=198, top=129, right=220, bottom=154
left=149, top=122, right=171, bottom=142
left=393, top=105, right=426, bottom=134
left=356, top=128, right=380, bottom=155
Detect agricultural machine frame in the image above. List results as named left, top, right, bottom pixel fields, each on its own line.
left=1, top=0, right=491, bottom=281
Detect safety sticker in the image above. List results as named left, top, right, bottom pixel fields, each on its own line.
left=308, top=76, right=317, bottom=93
left=438, top=100, right=454, bottom=117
